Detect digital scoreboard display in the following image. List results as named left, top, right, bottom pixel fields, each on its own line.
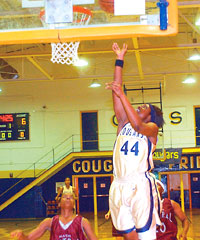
left=0, top=113, right=29, bottom=141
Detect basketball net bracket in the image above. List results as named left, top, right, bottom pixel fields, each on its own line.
left=40, top=6, right=92, bottom=65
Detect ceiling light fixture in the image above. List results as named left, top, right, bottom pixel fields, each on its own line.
left=182, top=74, right=196, bottom=84
left=187, top=48, right=200, bottom=61
left=89, top=79, right=101, bottom=88
left=195, top=18, right=200, bottom=26
left=73, top=58, right=88, bottom=67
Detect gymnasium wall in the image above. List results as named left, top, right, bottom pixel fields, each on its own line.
left=1, top=153, right=199, bottom=218
left=0, top=80, right=116, bottom=174
left=0, top=185, right=45, bottom=218
left=163, top=77, right=198, bottom=148
left=0, top=76, right=199, bottom=175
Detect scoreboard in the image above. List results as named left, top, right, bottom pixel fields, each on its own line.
left=0, top=113, right=29, bottom=141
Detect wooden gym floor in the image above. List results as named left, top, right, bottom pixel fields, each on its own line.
left=0, top=209, right=199, bottom=240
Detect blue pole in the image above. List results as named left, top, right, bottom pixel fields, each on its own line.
left=157, top=0, right=169, bottom=30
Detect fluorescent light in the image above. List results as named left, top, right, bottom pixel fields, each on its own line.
left=90, top=82, right=101, bottom=88
left=187, top=54, right=200, bottom=61
left=73, top=59, right=88, bottom=67
left=89, top=80, right=101, bottom=88
left=187, top=49, right=200, bottom=61
left=182, top=75, right=196, bottom=84
left=0, top=88, right=2, bottom=92
left=195, top=18, right=200, bottom=26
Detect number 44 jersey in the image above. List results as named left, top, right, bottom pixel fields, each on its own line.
left=113, top=122, right=155, bottom=179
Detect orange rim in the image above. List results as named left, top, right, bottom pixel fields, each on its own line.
left=73, top=6, right=92, bottom=17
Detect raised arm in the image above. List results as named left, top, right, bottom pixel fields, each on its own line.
left=106, top=82, right=158, bottom=139
left=82, top=218, right=98, bottom=240
left=171, top=200, right=189, bottom=240
left=55, top=186, right=63, bottom=201
left=10, top=218, right=52, bottom=240
left=72, top=186, right=78, bottom=200
left=111, top=43, right=128, bottom=134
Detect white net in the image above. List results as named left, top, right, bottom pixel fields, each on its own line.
left=40, top=6, right=92, bottom=65
left=51, top=42, right=80, bottom=65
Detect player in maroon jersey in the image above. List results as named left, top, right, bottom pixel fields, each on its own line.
left=156, top=180, right=189, bottom=240
left=10, top=192, right=98, bottom=240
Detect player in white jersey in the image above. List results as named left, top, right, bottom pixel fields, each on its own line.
left=106, top=43, right=164, bottom=240
left=55, top=177, right=77, bottom=201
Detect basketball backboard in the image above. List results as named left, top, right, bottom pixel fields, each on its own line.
left=0, top=0, right=178, bottom=45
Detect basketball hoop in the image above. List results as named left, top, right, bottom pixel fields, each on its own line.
left=51, top=42, right=80, bottom=65
left=39, top=6, right=92, bottom=65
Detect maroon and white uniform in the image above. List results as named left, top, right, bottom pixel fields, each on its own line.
left=157, top=198, right=178, bottom=240
left=50, top=215, right=87, bottom=240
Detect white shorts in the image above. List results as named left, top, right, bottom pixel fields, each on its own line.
left=109, top=172, right=161, bottom=240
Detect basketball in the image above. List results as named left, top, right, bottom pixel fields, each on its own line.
left=99, top=0, right=114, bottom=13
